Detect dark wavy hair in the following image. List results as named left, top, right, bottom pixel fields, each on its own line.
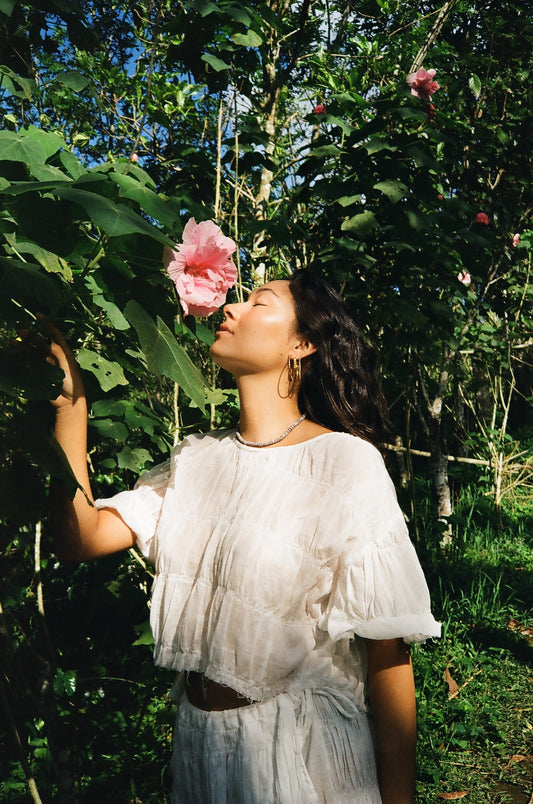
left=288, top=270, right=390, bottom=449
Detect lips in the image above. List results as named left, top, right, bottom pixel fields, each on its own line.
left=217, top=323, right=233, bottom=334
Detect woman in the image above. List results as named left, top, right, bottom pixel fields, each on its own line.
left=48, top=270, right=440, bottom=803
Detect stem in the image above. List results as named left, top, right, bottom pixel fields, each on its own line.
left=173, top=382, right=181, bottom=445
left=214, top=94, right=223, bottom=221
left=233, top=88, right=243, bottom=302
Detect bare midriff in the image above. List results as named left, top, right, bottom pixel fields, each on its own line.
left=184, top=672, right=256, bottom=711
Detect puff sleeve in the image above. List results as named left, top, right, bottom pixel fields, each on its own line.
left=94, top=458, right=171, bottom=564
left=318, top=441, right=441, bottom=644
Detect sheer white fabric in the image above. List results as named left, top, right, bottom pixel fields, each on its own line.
left=171, top=687, right=381, bottom=804
left=96, top=430, right=441, bottom=802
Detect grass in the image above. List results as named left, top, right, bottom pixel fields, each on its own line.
left=412, top=482, right=533, bottom=803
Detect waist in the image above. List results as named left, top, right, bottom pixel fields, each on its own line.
left=184, top=672, right=257, bottom=711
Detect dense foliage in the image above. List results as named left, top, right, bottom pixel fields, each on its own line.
left=1, top=1, right=531, bottom=801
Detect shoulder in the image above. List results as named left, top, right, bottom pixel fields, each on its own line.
left=300, top=431, right=388, bottom=494
left=313, top=431, right=384, bottom=469
left=172, top=428, right=235, bottom=459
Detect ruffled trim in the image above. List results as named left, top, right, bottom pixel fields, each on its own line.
left=95, top=458, right=170, bottom=562
left=318, top=538, right=441, bottom=643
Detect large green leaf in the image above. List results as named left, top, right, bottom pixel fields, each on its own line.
left=373, top=180, right=409, bottom=204
left=56, top=70, right=91, bottom=92
left=0, top=127, right=64, bottom=166
left=77, top=348, right=129, bottom=392
left=124, top=301, right=209, bottom=410
left=231, top=30, right=262, bottom=47
left=106, top=169, right=178, bottom=228
left=5, top=234, right=72, bottom=280
left=0, top=259, right=64, bottom=317
left=201, top=53, right=231, bottom=72
left=0, top=66, right=36, bottom=99
left=52, top=186, right=175, bottom=244
left=341, top=210, right=379, bottom=238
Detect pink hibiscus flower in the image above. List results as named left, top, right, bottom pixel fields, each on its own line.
left=457, top=270, right=472, bottom=286
left=406, top=68, right=440, bottom=102
left=163, top=218, right=237, bottom=317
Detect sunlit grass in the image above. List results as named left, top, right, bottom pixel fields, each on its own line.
left=413, top=482, right=533, bottom=802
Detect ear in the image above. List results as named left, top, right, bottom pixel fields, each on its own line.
left=290, top=338, right=316, bottom=360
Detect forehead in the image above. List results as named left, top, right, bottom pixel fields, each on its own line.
left=255, top=279, right=292, bottom=299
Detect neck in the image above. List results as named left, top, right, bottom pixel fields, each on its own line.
left=236, top=373, right=301, bottom=443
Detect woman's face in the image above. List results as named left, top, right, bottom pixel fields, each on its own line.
left=210, top=280, right=300, bottom=378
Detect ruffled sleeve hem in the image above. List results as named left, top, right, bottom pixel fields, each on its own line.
left=94, top=457, right=171, bottom=562
left=324, top=611, right=441, bottom=644
left=317, top=534, right=441, bottom=645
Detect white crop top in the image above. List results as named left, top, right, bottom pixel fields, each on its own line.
left=96, top=430, right=440, bottom=706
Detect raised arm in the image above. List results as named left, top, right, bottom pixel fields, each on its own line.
left=366, top=637, right=417, bottom=804
left=45, top=324, right=135, bottom=562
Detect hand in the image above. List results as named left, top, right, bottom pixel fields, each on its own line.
left=15, top=319, right=86, bottom=410
left=43, top=321, right=86, bottom=409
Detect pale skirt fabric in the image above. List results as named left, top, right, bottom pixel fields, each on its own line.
left=171, top=687, right=382, bottom=804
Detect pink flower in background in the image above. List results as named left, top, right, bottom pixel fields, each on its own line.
left=313, top=104, right=326, bottom=114
left=474, top=212, right=489, bottom=225
left=164, top=218, right=237, bottom=316
left=406, top=68, right=440, bottom=101
left=457, top=270, right=472, bottom=286
left=512, top=233, right=520, bottom=247
left=130, top=153, right=138, bottom=162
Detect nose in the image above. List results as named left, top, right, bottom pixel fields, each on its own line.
left=223, top=302, right=238, bottom=320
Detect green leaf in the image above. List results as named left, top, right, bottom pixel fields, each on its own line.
left=192, top=0, right=218, bottom=15
left=117, top=447, right=153, bottom=472
left=132, top=619, right=154, bottom=646
left=337, top=195, right=362, bottom=207
left=22, top=430, right=80, bottom=499
left=363, top=139, right=396, bottom=155
left=231, top=30, right=263, bottom=47
left=53, top=669, right=77, bottom=697
left=225, top=6, right=252, bottom=25
left=5, top=235, right=73, bottom=280
left=0, top=259, right=64, bottom=317
left=0, top=66, right=36, bottom=99
left=107, top=169, right=178, bottom=227
left=0, top=0, right=17, bottom=16
left=52, top=186, right=174, bottom=244
left=90, top=418, right=129, bottom=441
left=469, top=73, right=482, bottom=97
left=373, top=180, right=409, bottom=204
left=56, top=71, right=91, bottom=92
left=201, top=53, right=231, bottom=72
left=77, top=348, right=129, bottom=392
left=124, top=301, right=209, bottom=410
left=85, top=277, right=130, bottom=329
left=341, top=210, right=379, bottom=238
left=58, top=150, right=87, bottom=180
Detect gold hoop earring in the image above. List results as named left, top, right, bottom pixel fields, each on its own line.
left=287, top=356, right=302, bottom=387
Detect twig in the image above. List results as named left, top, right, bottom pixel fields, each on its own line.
left=448, top=667, right=483, bottom=700
left=385, top=443, right=490, bottom=467
left=409, top=0, right=457, bottom=74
